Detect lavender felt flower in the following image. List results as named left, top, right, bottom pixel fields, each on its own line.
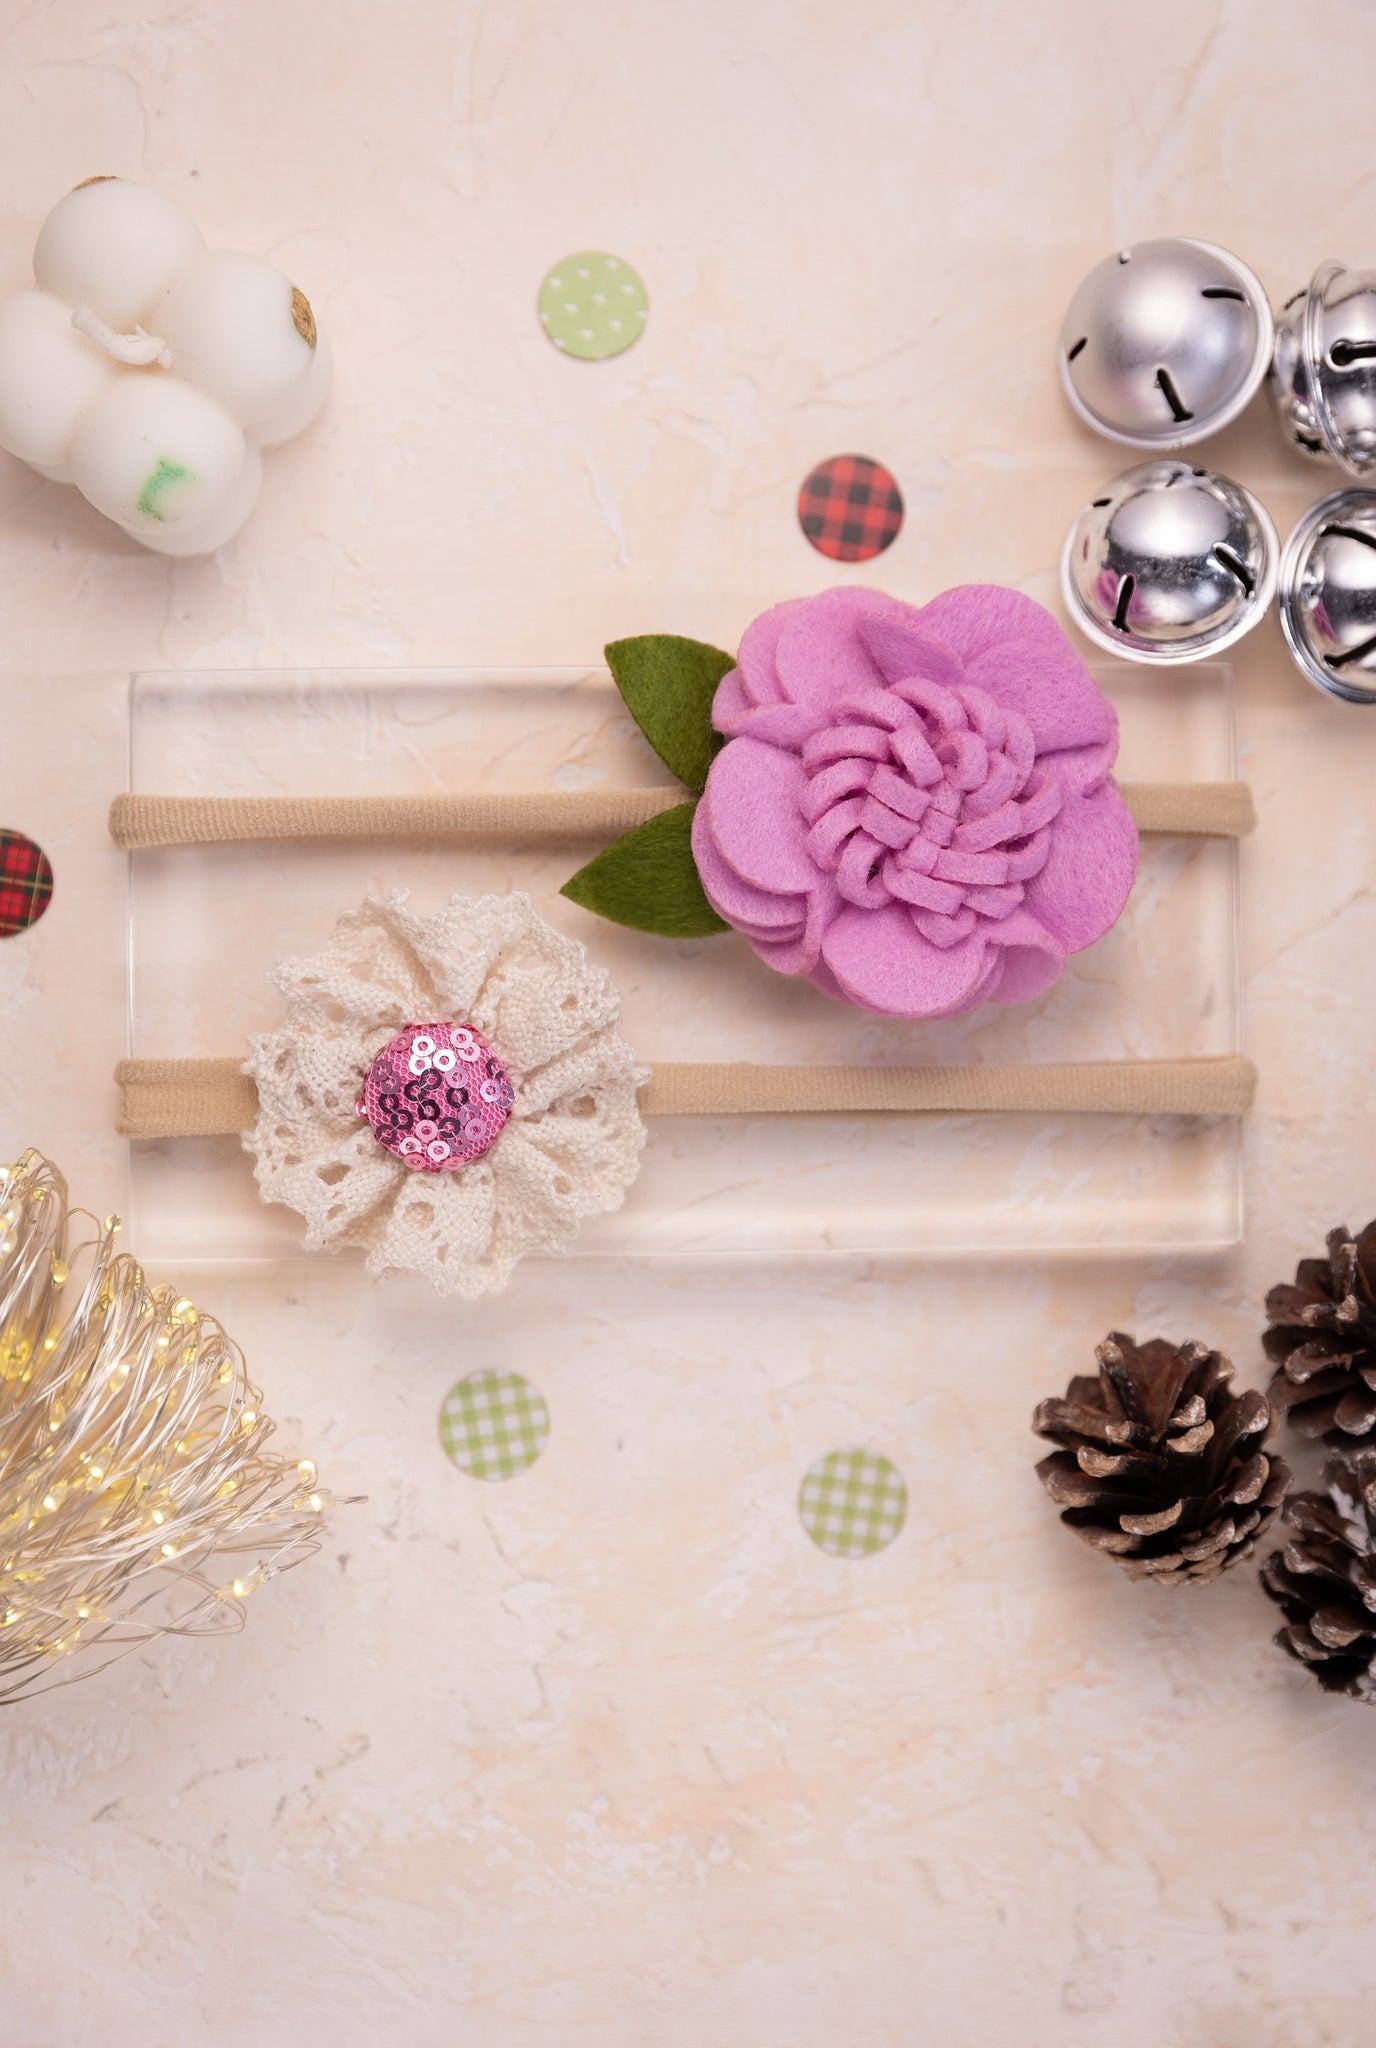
left=689, top=585, right=1138, bottom=1018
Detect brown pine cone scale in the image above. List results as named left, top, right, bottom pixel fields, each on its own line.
left=1265, top=1222, right=1376, bottom=1443
left=1033, top=1333, right=1291, bottom=1583
left=1261, top=1451, right=1376, bottom=1699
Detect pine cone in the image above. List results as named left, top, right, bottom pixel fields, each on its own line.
left=1260, top=1452, right=1376, bottom=1699
left=1033, top=1333, right=1291, bottom=1582
left=1264, top=1223, right=1376, bottom=1443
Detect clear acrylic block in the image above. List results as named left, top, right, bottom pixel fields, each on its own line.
left=122, top=660, right=1243, bottom=1264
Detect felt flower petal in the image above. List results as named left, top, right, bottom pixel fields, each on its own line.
left=984, top=909, right=1067, bottom=1005
left=804, top=952, right=850, bottom=1005
left=913, top=584, right=1077, bottom=661
left=711, top=664, right=760, bottom=735
left=716, top=701, right=822, bottom=750
left=1022, top=783, right=1140, bottom=953
left=697, top=737, right=815, bottom=893
left=820, top=902, right=993, bottom=1018
left=691, top=799, right=807, bottom=935
left=961, top=640, right=1119, bottom=771
left=747, top=874, right=837, bottom=976
left=1043, top=741, right=1126, bottom=801
left=854, top=613, right=967, bottom=692
left=734, top=597, right=800, bottom=708
left=772, top=586, right=919, bottom=714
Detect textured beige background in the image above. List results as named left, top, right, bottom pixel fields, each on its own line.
left=3, top=2, right=1376, bottom=2043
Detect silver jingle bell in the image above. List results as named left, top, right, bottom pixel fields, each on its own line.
left=1278, top=491, right=1376, bottom=703
left=1060, top=460, right=1278, bottom=663
left=1059, top=238, right=1273, bottom=449
left=1270, top=261, right=1376, bottom=475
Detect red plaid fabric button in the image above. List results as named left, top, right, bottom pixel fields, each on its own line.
left=797, top=453, right=904, bottom=562
left=0, top=830, right=53, bottom=937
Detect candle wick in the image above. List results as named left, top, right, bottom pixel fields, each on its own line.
left=71, top=305, right=173, bottom=370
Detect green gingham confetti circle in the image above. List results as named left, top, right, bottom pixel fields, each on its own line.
left=439, top=1369, right=550, bottom=1482
left=538, top=250, right=648, bottom=360
left=798, top=1448, right=908, bottom=1559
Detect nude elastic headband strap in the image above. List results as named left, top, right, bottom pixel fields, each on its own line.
left=114, top=1054, right=1257, bottom=1139
left=108, top=781, right=1256, bottom=852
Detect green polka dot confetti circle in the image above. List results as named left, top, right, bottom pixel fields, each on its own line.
left=0, top=830, right=53, bottom=938
left=538, top=250, right=648, bottom=360
left=439, top=1369, right=550, bottom=1481
left=798, top=1448, right=908, bottom=1559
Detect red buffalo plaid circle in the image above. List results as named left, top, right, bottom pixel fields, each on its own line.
left=0, top=830, right=53, bottom=937
left=797, top=453, right=904, bottom=562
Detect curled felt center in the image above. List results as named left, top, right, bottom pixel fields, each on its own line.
left=800, top=679, right=1060, bottom=947
left=357, top=1021, right=514, bottom=1172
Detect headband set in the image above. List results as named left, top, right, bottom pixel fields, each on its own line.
left=112, top=584, right=1256, bottom=1297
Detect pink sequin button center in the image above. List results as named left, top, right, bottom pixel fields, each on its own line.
left=356, top=1022, right=514, bottom=1173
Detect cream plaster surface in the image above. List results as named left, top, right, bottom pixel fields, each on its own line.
left=2, top=2, right=1376, bottom=2042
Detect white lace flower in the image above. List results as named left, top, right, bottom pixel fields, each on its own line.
left=243, top=892, right=647, bottom=1297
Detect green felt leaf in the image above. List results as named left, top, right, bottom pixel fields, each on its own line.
left=560, top=801, right=729, bottom=937
left=605, top=633, right=736, bottom=795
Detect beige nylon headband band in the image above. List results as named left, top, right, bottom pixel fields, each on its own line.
left=114, top=1054, right=1257, bottom=1139
left=107, top=781, right=1256, bottom=852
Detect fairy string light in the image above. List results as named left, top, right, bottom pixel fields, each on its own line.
left=0, top=1149, right=354, bottom=1703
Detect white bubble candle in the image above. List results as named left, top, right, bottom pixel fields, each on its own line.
left=0, top=178, right=330, bottom=554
